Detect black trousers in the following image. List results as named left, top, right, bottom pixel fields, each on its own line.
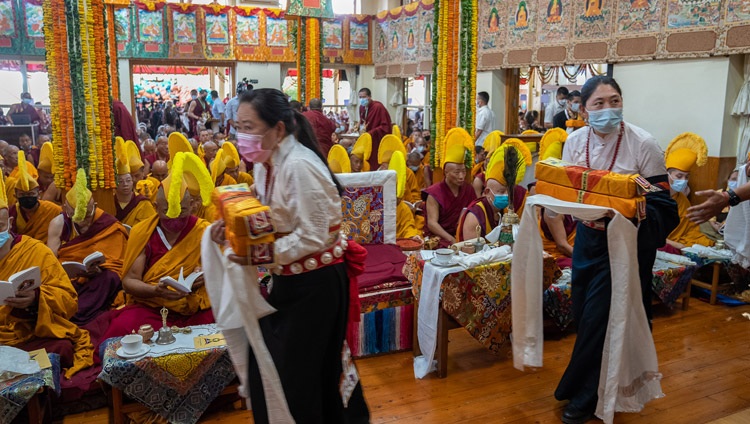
left=554, top=223, right=657, bottom=412
left=246, top=263, right=370, bottom=424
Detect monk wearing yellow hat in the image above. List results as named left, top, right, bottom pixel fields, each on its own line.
left=0, top=171, right=94, bottom=379
left=47, top=169, right=129, bottom=325
left=664, top=132, right=714, bottom=249
left=378, top=134, right=420, bottom=203
left=350, top=133, right=372, bottom=173
left=8, top=151, right=61, bottom=244
left=210, top=149, right=238, bottom=187
left=101, top=152, right=215, bottom=342
left=221, top=142, right=254, bottom=186
left=327, top=144, right=352, bottom=174
left=456, top=138, right=531, bottom=242
left=37, top=142, right=61, bottom=205
left=471, top=130, right=504, bottom=197
left=391, top=151, right=421, bottom=239
left=537, top=128, right=576, bottom=264
left=114, top=138, right=157, bottom=229
left=127, top=139, right=160, bottom=202
left=422, top=128, right=477, bottom=247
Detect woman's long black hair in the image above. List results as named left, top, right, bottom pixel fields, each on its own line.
left=239, top=88, right=343, bottom=194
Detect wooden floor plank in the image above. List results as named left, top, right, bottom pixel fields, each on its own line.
left=58, top=301, right=750, bottom=424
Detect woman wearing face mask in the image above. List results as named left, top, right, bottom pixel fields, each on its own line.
left=455, top=139, right=531, bottom=242
left=210, top=89, right=370, bottom=424
left=555, top=76, right=679, bottom=424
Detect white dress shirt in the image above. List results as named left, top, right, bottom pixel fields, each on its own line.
left=474, top=105, right=495, bottom=147
left=254, top=135, right=342, bottom=265
left=545, top=101, right=564, bottom=125
left=224, top=96, right=239, bottom=135
left=212, top=99, right=225, bottom=120
left=562, top=122, right=666, bottom=178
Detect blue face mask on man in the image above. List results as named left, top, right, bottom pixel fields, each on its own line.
left=728, top=181, right=739, bottom=191
left=670, top=178, right=688, bottom=193
left=22, top=98, right=34, bottom=105
left=493, top=194, right=509, bottom=210
left=0, top=219, right=11, bottom=249
left=359, top=98, right=369, bottom=107
left=408, top=165, right=420, bottom=173
left=587, top=108, right=623, bottom=134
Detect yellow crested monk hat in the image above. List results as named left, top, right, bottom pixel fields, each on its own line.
left=162, top=152, right=213, bottom=218
left=37, top=142, right=54, bottom=174
left=664, top=132, right=708, bottom=173
left=168, top=132, right=194, bottom=168
left=125, top=140, right=144, bottom=173
left=115, top=137, right=130, bottom=175
left=389, top=150, right=407, bottom=199
left=482, top=130, right=505, bottom=155
left=0, top=173, right=7, bottom=210
left=15, top=151, right=38, bottom=191
left=378, top=134, right=407, bottom=165
left=351, top=133, right=372, bottom=171
left=539, top=128, right=568, bottom=160
left=328, top=144, right=351, bottom=173
left=441, top=127, right=474, bottom=169
left=65, top=169, right=93, bottom=222
left=486, top=138, right=533, bottom=186
left=221, top=142, right=240, bottom=169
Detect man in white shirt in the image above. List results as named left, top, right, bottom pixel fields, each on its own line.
left=544, top=86, right=569, bottom=129
left=224, top=82, right=252, bottom=139
left=474, top=91, right=495, bottom=147
left=210, top=90, right=225, bottom=134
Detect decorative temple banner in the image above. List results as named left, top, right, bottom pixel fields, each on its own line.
left=536, top=0, right=571, bottom=45
left=202, top=4, right=234, bottom=60
left=616, top=0, right=662, bottom=36
left=373, top=0, right=432, bottom=78
left=285, top=0, right=333, bottom=19
left=374, top=14, right=388, bottom=66
left=574, top=0, right=614, bottom=42
left=168, top=3, right=203, bottom=59
left=343, top=15, right=372, bottom=64
left=134, top=1, right=167, bottom=58
left=114, top=5, right=135, bottom=58
left=234, top=8, right=296, bottom=62
left=417, top=1, right=434, bottom=66
left=22, top=0, right=45, bottom=55
left=322, top=19, right=342, bottom=49
left=0, top=0, right=19, bottom=55
left=507, top=1, right=536, bottom=48
left=666, top=0, right=720, bottom=29
left=402, top=4, right=419, bottom=64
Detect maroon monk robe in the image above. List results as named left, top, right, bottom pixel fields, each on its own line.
left=422, top=181, right=477, bottom=248
left=188, top=99, right=209, bottom=138
left=303, top=109, right=338, bottom=156
left=115, top=194, right=150, bottom=222
left=112, top=100, right=138, bottom=149
left=359, top=100, right=392, bottom=170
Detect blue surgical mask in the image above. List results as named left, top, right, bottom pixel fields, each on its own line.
left=728, top=181, right=739, bottom=191
left=359, top=98, right=369, bottom=107
left=587, top=108, right=623, bottom=134
left=191, top=95, right=198, bottom=100
left=493, top=194, right=509, bottom=210
left=22, top=98, right=33, bottom=105
left=0, top=223, right=10, bottom=248
left=408, top=165, right=419, bottom=173
left=670, top=178, right=688, bottom=193
left=570, top=103, right=580, bottom=113
left=416, top=145, right=426, bottom=153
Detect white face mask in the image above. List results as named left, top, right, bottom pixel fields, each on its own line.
left=570, top=103, right=580, bottom=113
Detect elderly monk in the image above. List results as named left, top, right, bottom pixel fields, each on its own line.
left=350, top=133, right=372, bottom=173
left=114, top=138, right=156, bottom=229
left=145, top=135, right=169, bottom=166
left=8, top=151, right=61, bottom=244
left=303, top=98, right=337, bottom=156
left=202, top=141, right=219, bottom=168
left=101, top=152, right=214, bottom=341
left=0, top=173, right=93, bottom=379
left=48, top=170, right=129, bottom=325
left=37, top=142, right=62, bottom=205
left=125, top=139, right=160, bottom=202
left=221, top=142, right=254, bottom=186
left=151, top=160, right=169, bottom=182
left=391, top=151, right=421, bottom=240
left=422, top=128, right=477, bottom=247
left=664, top=133, right=714, bottom=250
left=456, top=139, right=531, bottom=242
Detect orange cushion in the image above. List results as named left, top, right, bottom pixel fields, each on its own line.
left=535, top=159, right=639, bottom=199
left=536, top=180, right=646, bottom=220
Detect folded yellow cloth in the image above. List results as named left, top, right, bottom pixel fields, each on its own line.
left=535, top=158, right=640, bottom=199
left=536, top=180, right=646, bottom=220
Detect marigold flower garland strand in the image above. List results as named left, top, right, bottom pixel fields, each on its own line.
left=429, top=0, right=439, bottom=169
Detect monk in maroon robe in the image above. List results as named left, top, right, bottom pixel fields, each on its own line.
left=422, top=162, right=476, bottom=248
left=112, top=100, right=138, bottom=149
left=303, top=98, right=338, bottom=156
left=187, top=89, right=211, bottom=138
left=358, top=88, right=392, bottom=170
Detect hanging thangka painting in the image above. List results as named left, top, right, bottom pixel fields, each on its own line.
left=168, top=3, right=203, bottom=58
left=574, top=0, right=613, bottom=40
left=344, top=15, right=371, bottom=65
left=402, top=7, right=419, bottom=64
left=507, top=1, right=536, bottom=47
left=0, top=0, right=18, bottom=55
left=374, top=15, right=388, bottom=65
left=134, top=1, right=168, bottom=58
left=285, top=0, right=333, bottom=19
left=322, top=18, right=343, bottom=63
left=478, top=0, right=505, bottom=69
left=266, top=15, right=288, bottom=47
left=22, top=0, right=44, bottom=55
left=726, top=0, right=750, bottom=25
left=536, top=0, right=571, bottom=45
left=234, top=6, right=261, bottom=60
left=203, top=5, right=234, bottom=60
left=617, top=0, right=662, bottom=35
left=115, top=6, right=135, bottom=58
left=417, top=1, right=434, bottom=66
left=667, top=0, right=720, bottom=29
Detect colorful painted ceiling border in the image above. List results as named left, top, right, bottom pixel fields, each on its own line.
left=475, top=0, right=750, bottom=70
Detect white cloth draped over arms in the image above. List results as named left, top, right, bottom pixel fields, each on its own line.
left=511, top=194, right=663, bottom=424
left=725, top=164, right=750, bottom=268
left=201, top=226, right=294, bottom=423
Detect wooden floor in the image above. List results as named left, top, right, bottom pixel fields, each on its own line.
left=60, top=300, right=750, bottom=424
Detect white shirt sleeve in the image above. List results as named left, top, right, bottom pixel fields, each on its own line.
left=475, top=107, right=489, bottom=132
left=636, top=135, right=667, bottom=179
left=544, top=103, right=555, bottom=124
